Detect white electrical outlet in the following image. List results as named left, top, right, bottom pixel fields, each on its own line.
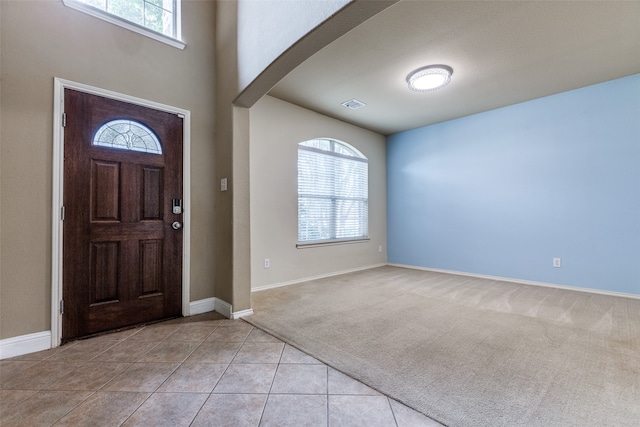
left=220, top=178, right=228, bottom=192
left=553, top=258, right=562, bottom=268
left=378, top=245, right=383, bottom=253
left=264, top=258, right=270, bottom=269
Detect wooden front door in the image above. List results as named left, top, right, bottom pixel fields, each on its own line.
left=62, top=89, right=183, bottom=341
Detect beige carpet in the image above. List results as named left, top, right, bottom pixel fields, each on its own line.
left=245, top=266, right=640, bottom=427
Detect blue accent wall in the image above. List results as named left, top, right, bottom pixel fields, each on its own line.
left=387, top=74, right=640, bottom=295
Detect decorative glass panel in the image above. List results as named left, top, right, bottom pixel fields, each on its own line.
left=93, top=119, right=162, bottom=154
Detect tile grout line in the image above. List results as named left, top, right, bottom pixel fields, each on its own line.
left=3, top=347, right=119, bottom=426
left=326, top=364, right=330, bottom=427
left=95, top=325, right=189, bottom=425
left=108, top=324, right=182, bottom=427
left=177, top=322, right=231, bottom=427
left=100, top=326, right=200, bottom=425
left=387, top=396, right=400, bottom=427
left=171, top=324, right=225, bottom=426
left=255, top=326, right=284, bottom=426
left=109, top=322, right=223, bottom=427
left=49, top=389, right=99, bottom=426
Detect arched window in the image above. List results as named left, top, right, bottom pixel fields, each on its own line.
left=93, top=119, right=162, bottom=154
left=298, top=138, right=368, bottom=245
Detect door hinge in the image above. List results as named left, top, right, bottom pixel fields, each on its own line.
left=61, top=206, right=65, bottom=221
left=62, top=113, right=67, bottom=127
left=60, top=300, right=64, bottom=315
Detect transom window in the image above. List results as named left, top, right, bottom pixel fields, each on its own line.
left=63, top=0, right=184, bottom=49
left=298, top=138, right=369, bottom=245
left=93, top=119, right=162, bottom=154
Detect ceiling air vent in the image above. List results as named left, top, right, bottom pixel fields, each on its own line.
left=341, top=99, right=366, bottom=110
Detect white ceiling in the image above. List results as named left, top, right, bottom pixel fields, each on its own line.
left=268, top=0, right=640, bottom=135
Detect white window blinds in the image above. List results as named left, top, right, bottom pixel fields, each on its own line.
left=298, top=139, right=368, bottom=244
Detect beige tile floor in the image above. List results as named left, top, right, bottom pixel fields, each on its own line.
left=0, top=312, right=443, bottom=426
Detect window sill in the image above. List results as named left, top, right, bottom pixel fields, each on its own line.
left=63, top=0, right=186, bottom=50
left=297, top=238, right=370, bottom=249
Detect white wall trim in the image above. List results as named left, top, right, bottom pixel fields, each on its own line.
left=189, top=298, right=217, bottom=316
left=388, top=263, right=640, bottom=301
left=231, top=309, right=254, bottom=319
left=213, top=298, right=232, bottom=318
left=52, top=78, right=192, bottom=348
left=0, top=331, right=52, bottom=360
left=251, top=263, right=387, bottom=293
left=182, top=297, right=232, bottom=318
left=189, top=297, right=253, bottom=319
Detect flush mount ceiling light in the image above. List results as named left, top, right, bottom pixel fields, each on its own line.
left=406, top=65, right=453, bottom=92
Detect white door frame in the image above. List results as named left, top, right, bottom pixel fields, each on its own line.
left=51, top=78, right=192, bottom=347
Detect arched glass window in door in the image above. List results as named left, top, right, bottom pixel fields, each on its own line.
left=93, top=119, right=162, bottom=154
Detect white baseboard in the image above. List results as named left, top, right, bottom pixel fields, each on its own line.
left=189, top=297, right=217, bottom=316
left=388, top=263, right=640, bottom=300
left=213, top=298, right=232, bottom=318
left=209, top=298, right=253, bottom=319
left=231, top=309, right=254, bottom=319
left=0, top=331, right=52, bottom=360
left=252, top=263, right=387, bottom=293
left=189, top=297, right=232, bottom=318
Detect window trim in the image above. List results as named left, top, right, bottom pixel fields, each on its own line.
left=62, top=0, right=185, bottom=50
left=296, top=237, right=371, bottom=249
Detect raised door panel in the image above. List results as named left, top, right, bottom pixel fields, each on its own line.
left=142, top=166, right=163, bottom=220
left=91, top=160, right=120, bottom=222
left=90, top=242, right=119, bottom=304
left=140, top=239, right=163, bottom=295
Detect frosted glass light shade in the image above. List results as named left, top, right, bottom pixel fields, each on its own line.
left=407, top=65, right=453, bottom=92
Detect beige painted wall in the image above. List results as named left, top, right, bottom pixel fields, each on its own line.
left=219, top=0, right=394, bottom=312
left=214, top=0, right=237, bottom=307
left=0, top=0, right=217, bottom=339
left=250, top=96, right=387, bottom=289
left=0, top=0, right=393, bottom=341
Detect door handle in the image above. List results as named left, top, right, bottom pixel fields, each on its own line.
left=172, top=221, right=182, bottom=230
